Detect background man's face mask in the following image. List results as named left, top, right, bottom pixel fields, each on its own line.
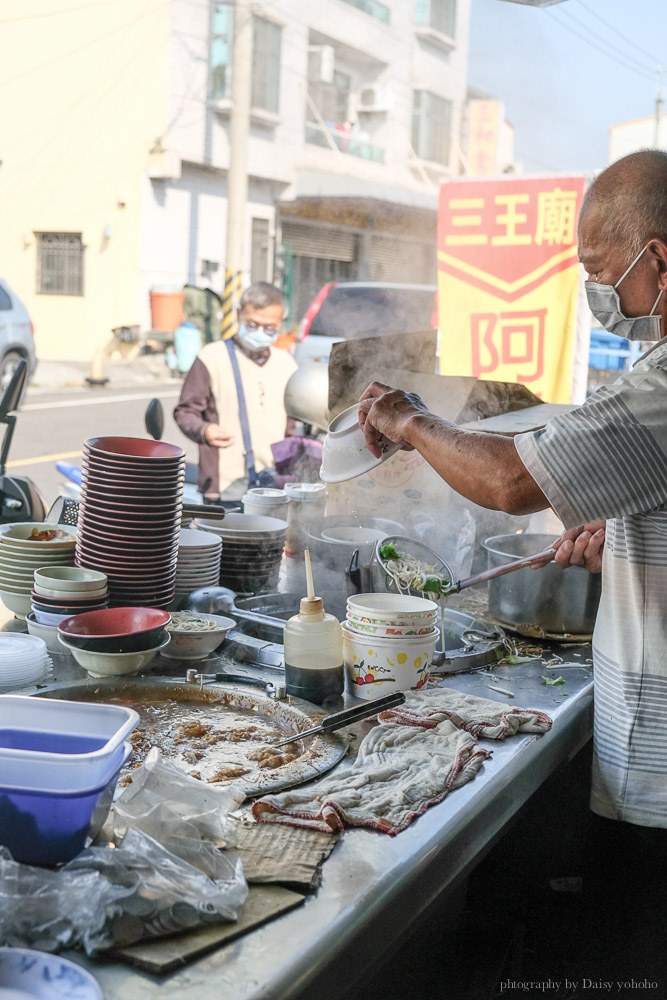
left=585, top=243, right=664, bottom=342
left=236, top=322, right=278, bottom=352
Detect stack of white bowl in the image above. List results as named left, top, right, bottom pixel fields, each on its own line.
left=174, top=527, right=222, bottom=599
left=27, top=567, right=109, bottom=653
left=242, top=487, right=290, bottom=520
left=0, top=634, right=52, bottom=690
left=343, top=593, right=440, bottom=701
left=194, top=513, right=288, bottom=594
left=0, top=523, right=77, bottom=620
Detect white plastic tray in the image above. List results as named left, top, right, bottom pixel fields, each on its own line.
left=0, top=694, right=139, bottom=764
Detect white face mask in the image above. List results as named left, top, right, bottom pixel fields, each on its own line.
left=585, top=243, right=664, bottom=342
left=236, top=322, right=278, bottom=352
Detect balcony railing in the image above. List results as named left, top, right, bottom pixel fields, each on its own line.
left=305, top=123, right=385, bottom=163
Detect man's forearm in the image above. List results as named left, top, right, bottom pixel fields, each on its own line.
left=403, top=413, right=548, bottom=514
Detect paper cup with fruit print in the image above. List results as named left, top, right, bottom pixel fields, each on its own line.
left=342, top=622, right=439, bottom=701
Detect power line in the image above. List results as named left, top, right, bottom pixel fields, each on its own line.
left=575, top=0, right=662, bottom=66
left=557, top=4, right=658, bottom=80
left=544, top=7, right=656, bottom=84
left=0, top=0, right=128, bottom=25
left=0, top=0, right=166, bottom=89
left=0, top=0, right=237, bottom=22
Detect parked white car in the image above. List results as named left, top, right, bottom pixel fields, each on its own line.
left=0, top=278, right=37, bottom=392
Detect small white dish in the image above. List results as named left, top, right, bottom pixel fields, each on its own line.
left=320, top=404, right=402, bottom=485
left=0, top=523, right=77, bottom=549
left=0, top=946, right=102, bottom=999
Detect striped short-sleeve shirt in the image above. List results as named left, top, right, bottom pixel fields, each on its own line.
left=515, top=339, right=667, bottom=827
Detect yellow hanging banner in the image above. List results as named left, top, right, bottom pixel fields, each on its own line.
left=438, top=176, right=585, bottom=403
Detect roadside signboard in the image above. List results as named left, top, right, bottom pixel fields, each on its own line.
left=437, top=175, right=586, bottom=402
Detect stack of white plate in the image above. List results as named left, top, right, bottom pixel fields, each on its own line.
left=0, top=523, right=77, bottom=619
left=194, top=513, right=288, bottom=594
left=0, top=634, right=53, bottom=689
left=174, top=527, right=222, bottom=598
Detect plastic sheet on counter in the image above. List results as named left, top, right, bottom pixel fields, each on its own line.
left=0, top=827, right=248, bottom=955
left=113, top=747, right=244, bottom=847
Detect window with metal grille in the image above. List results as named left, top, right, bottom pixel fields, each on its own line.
left=36, top=233, right=84, bottom=296
left=415, top=0, right=456, bottom=36
left=412, top=90, right=452, bottom=165
left=251, top=218, right=270, bottom=283
left=209, top=7, right=281, bottom=114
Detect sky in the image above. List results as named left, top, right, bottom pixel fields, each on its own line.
left=468, top=0, right=667, bottom=175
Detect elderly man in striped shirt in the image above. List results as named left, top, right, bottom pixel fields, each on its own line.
left=359, top=149, right=667, bottom=963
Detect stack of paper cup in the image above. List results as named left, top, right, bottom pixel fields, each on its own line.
left=242, top=487, right=290, bottom=520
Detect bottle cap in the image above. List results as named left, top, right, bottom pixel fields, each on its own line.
left=299, top=596, right=324, bottom=617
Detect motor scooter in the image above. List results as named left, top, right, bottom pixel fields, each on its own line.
left=0, top=359, right=46, bottom=523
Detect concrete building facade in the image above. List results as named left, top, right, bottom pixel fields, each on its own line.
left=1, top=0, right=470, bottom=359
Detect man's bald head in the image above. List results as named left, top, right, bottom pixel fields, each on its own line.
left=581, top=149, right=667, bottom=263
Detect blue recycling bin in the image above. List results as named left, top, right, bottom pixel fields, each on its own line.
left=174, top=321, right=202, bottom=374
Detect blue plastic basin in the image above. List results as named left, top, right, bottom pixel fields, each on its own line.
left=0, top=741, right=131, bottom=866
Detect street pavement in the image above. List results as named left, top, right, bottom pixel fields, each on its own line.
left=28, top=353, right=174, bottom=393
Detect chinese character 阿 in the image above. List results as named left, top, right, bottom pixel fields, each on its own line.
left=470, top=309, right=547, bottom=384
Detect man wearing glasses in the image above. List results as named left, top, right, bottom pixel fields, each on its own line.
left=174, top=281, right=297, bottom=501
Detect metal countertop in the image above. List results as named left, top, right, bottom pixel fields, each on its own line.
left=54, top=643, right=593, bottom=999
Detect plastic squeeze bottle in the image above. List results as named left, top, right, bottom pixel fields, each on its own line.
left=284, top=550, right=344, bottom=706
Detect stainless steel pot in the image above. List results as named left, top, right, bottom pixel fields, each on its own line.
left=482, top=532, right=602, bottom=638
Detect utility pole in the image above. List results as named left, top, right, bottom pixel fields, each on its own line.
left=221, top=0, right=253, bottom=340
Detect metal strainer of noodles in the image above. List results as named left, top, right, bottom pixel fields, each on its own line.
left=374, top=534, right=558, bottom=599
left=372, top=535, right=455, bottom=599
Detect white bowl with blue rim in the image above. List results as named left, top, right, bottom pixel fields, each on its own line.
left=0, top=947, right=102, bottom=999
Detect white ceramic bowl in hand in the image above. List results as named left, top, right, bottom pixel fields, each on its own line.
left=320, top=404, right=402, bottom=485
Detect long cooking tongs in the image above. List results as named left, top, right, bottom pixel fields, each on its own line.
left=271, top=690, right=406, bottom=748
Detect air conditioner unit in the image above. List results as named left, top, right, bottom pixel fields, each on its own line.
left=358, top=85, right=391, bottom=113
